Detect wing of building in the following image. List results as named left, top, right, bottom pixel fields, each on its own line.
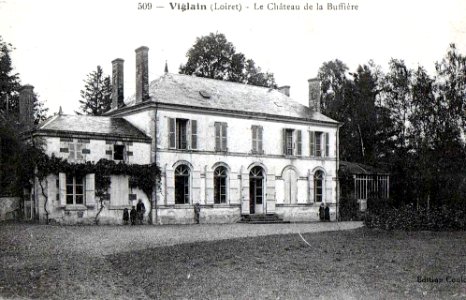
left=23, top=46, right=340, bottom=224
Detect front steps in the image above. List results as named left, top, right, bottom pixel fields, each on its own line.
left=239, top=214, right=289, bottom=224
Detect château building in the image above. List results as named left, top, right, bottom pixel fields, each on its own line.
left=24, top=46, right=340, bottom=224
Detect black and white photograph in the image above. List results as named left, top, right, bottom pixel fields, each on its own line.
left=0, top=0, right=465, bottom=298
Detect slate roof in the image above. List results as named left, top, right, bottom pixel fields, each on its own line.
left=35, top=114, right=150, bottom=142
left=123, top=73, right=338, bottom=124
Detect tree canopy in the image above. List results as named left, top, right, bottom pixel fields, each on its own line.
left=319, top=44, right=466, bottom=207
left=180, top=33, right=277, bottom=88
left=77, top=66, right=112, bottom=116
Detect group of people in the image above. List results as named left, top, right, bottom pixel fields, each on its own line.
left=122, top=199, right=146, bottom=225
left=319, top=203, right=331, bottom=221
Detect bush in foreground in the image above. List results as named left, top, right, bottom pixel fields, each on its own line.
left=364, top=201, right=465, bottom=230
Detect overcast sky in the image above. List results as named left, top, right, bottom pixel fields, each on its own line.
left=1, top=0, right=466, bottom=115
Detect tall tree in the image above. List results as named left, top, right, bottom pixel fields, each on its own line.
left=180, top=33, right=277, bottom=88
left=77, top=66, right=112, bottom=116
left=0, top=36, right=21, bottom=114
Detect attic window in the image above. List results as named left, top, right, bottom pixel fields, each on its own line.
left=199, top=90, right=211, bottom=99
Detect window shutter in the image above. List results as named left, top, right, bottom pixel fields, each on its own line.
left=282, top=129, right=287, bottom=155
left=309, top=131, right=315, bottom=156
left=221, top=123, right=227, bottom=151
left=59, top=173, right=66, bottom=207
left=191, top=120, right=198, bottom=150
left=325, top=132, right=330, bottom=157
left=215, top=122, right=221, bottom=151
left=168, top=118, right=176, bottom=148
left=251, top=126, right=257, bottom=152
left=258, top=126, right=263, bottom=154
left=297, top=130, right=302, bottom=156
left=85, top=173, right=96, bottom=207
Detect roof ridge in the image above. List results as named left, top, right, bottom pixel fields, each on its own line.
left=164, top=72, right=278, bottom=91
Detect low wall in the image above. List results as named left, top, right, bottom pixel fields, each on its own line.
left=275, top=204, right=336, bottom=222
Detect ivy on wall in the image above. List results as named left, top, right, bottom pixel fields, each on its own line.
left=35, top=153, right=161, bottom=197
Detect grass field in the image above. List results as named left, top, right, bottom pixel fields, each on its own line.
left=0, top=224, right=465, bottom=299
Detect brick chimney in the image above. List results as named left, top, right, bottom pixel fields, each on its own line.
left=111, top=58, right=125, bottom=109
left=135, top=46, right=149, bottom=103
left=308, top=78, right=321, bottom=113
left=19, top=85, right=35, bottom=129
left=277, top=85, right=290, bottom=97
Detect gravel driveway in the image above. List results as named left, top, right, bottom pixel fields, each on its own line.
left=6, top=221, right=363, bottom=256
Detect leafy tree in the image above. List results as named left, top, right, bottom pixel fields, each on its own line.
left=180, top=33, right=277, bottom=88
left=0, top=36, right=21, bottom=114
left=319, top=60, right=393, bottom=165
left=77, top=66, right=112, bottom=116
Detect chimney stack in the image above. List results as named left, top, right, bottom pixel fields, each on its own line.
left=111, top=58, right=125, bottom=109
left=19, top=85, right=35, bottom=129
left=308, top=78, right=321, bottom=113
left=278, top=85, right=290, bottom=97
left=135, top=46, right=149, bottom=103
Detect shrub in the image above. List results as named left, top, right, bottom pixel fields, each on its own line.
left=338, top=197, right=360, bottom=221
left=364, top=202, right=465, bottom=230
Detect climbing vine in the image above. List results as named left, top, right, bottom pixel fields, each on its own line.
left=35, top=153, right=160, bottom=195
left=33, top=152, right=161, bottom=224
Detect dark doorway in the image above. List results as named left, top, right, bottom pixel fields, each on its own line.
left=249, top=166, right=264, bottom=214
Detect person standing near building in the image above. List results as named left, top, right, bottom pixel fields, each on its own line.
left=324, top=203, right=330, bottom=221
left=130, top=206, right=137, bottom=225
left=136, top=199, right=146, bottom=225
left=319, top=203, right=325, bottom=221
left=123, top=208, right=129, bottom=225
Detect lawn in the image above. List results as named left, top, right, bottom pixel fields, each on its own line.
left=0, top=224, right=465, bottom=299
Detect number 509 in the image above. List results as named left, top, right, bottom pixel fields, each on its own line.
left=138, top=2, right=152, bottom=10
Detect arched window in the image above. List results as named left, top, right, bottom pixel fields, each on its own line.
left=175, top=165, right=190, bottom=204
left=249, top=166, right=264, bottom=214
left=283, top=168, right=298, bottom=204
left=314, top=170, right=324, bottom=203
left=214, top=166, right=228, bottom=204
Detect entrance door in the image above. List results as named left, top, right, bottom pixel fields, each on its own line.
left=249, top=166, right=264, bottom=214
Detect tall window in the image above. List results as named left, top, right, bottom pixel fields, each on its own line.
left=176, top=119, right=188, bottom=149
left=249, top=166, right=264, bottom=214
left=175, top=165, right=190, bottom=204
left=310, top=131, right=329, bottom=157
left=285, top=129, right=293, bottom=155
left=215, top=122, right=228, bottom=152
left=251, top=125, right=263, bottom=154
left=214, top=166, right=228, bottom=204
left=66, top=174, right=84, bottom=205
left=283, top=129, right=302, bottom=156
left=314, top=170, right=324, bottom=202
left=169, top=118, right=198, bottom=150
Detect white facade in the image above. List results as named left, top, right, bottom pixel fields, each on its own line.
left=114, top=102, right=339, bottom=224
left=27, top=54, right=340, bottom=224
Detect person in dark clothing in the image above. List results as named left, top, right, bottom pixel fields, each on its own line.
left=194, top=203, right=201, bottom=224
left=324, top=204, right=330, bottom=221
left=123, top=208, right=129, bottom=225
left=136, top=199, right=145, bottom=225
left=319, top=203, right=325, bottom=221
left=130, top=206, right=137, bottom=225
